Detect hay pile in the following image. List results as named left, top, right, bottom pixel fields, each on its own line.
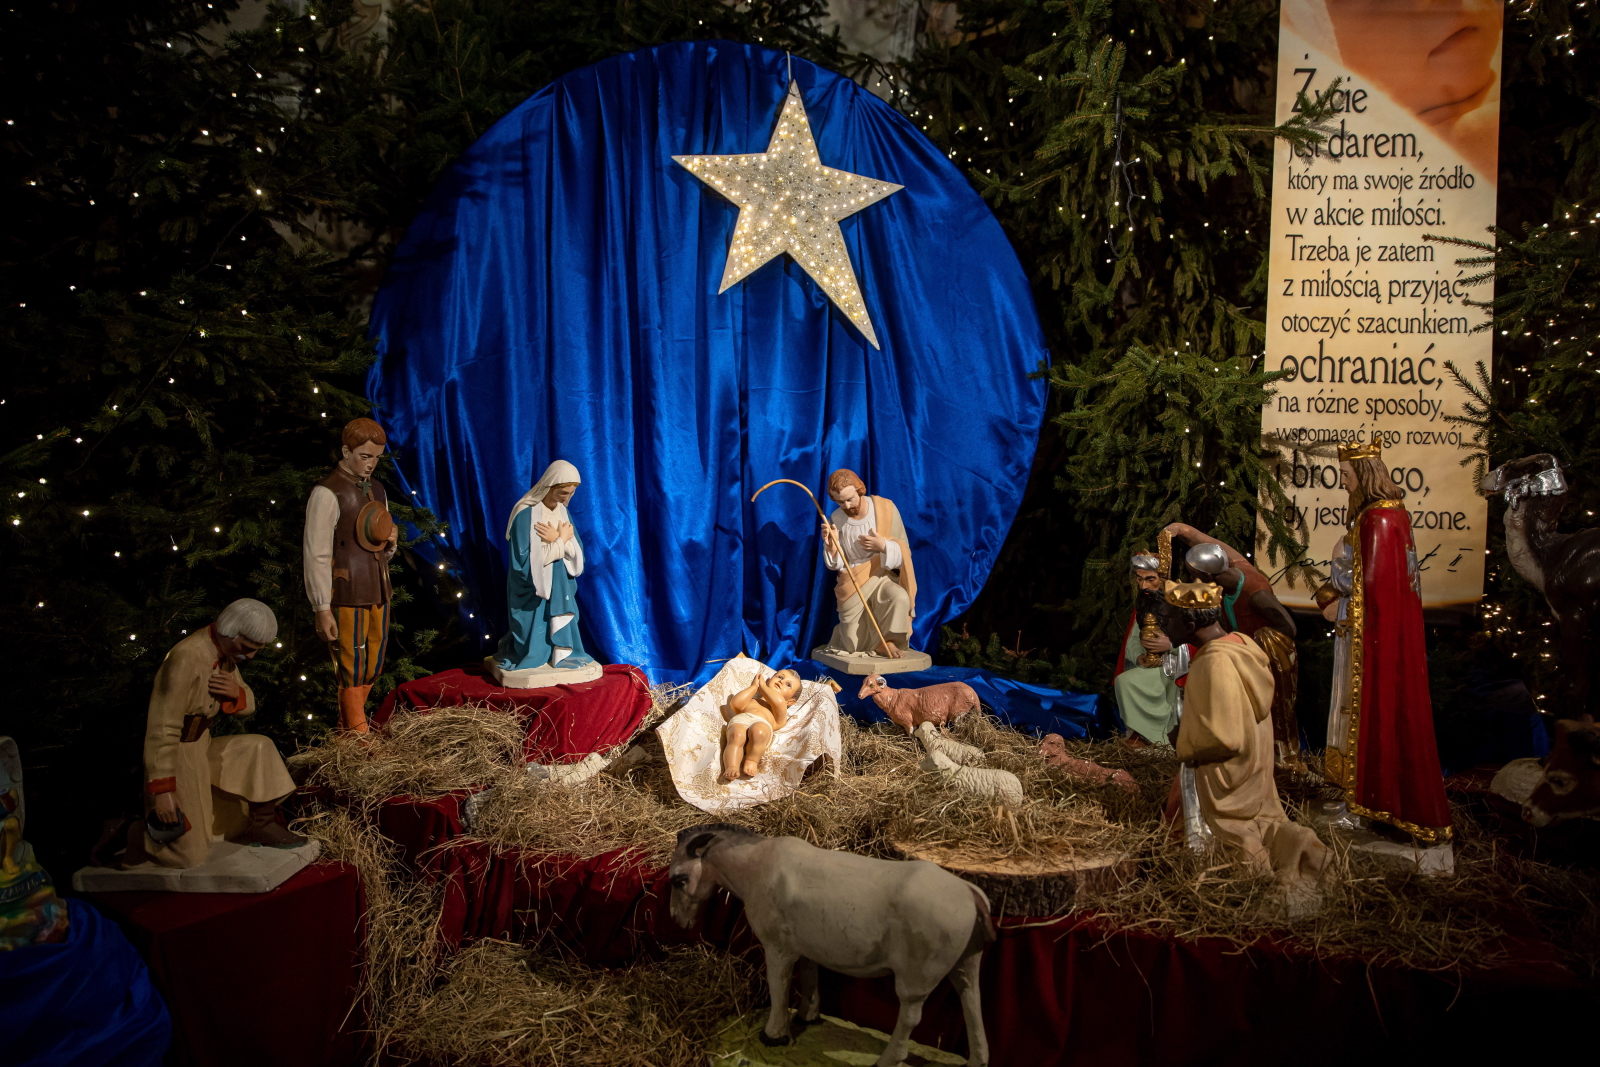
left=291, top=697, right=1598, bottom=1064
left=388, top=941, right=758, bottom=1067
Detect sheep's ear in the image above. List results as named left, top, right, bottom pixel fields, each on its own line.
left=685, top=832, right=718, bottom=859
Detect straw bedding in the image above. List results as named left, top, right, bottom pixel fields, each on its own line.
left=290, top=696, right=1599, bottom=1065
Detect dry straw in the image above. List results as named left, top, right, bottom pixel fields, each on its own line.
left=292, top=697, right=1599, bottom=1063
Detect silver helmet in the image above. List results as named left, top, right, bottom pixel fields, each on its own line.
left=1185, top=543, right=1229, bottom=576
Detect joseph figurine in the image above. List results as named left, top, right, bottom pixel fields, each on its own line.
left=304, top=417, right=398, bottom=733
left=820, top=469, right=917, bottom=658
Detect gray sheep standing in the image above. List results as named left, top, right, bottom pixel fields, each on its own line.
left=668, top=824, right=993, bottom=1066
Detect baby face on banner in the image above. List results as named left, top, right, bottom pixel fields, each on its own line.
left=1321, top=0, right=1503, bottom=176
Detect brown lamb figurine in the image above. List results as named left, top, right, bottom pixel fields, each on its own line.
left=858, top=674, right=980, bottom=734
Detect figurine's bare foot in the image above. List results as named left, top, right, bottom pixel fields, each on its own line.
left=742, top=759, right=760, bottom=777
left=876, top=640, right=903, bottom=659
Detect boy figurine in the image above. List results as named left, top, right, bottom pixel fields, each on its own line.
left=721, top=669, right=802, bottom=780
left=304, top=418, right=397, bottom=732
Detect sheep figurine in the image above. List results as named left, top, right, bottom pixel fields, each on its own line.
left=915, top=721, right=985, bottom=765
left=919, top=750, right=1025, bottom=806
left=858, top=674, right=980, bottom=734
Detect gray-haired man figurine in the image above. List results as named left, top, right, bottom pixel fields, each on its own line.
left=125, top=599, right=304, bottom=869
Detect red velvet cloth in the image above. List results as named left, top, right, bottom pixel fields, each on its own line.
left=821, top=911, right=1584, bottom=1064
left=1355, top=506, right=1452, bottom=833
left=424, top=842, right=753, bottom=962
left=373, top=663, right=654, bottom=762
left=405, top=844, right=1585, bottom=1063
left=84, top=862, right=363, bottom=1067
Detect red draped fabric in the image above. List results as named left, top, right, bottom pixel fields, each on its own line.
left=373, top=663, right=654, bottom=762
left=1354, top=506, right=1452, bottom=835
left=84, top=862, right=364, bottom=1067
left=356, top=794, right=1585, bottom=1063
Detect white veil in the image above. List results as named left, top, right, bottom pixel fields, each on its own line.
left=505, top=460, right=583, bottom=600
left=506, top=460, right=582, bottom=539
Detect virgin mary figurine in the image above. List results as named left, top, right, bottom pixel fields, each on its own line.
left=486, top=460, right=603, bottom=687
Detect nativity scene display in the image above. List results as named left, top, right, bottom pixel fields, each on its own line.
left=24, top=28, right=1595, bottom=1067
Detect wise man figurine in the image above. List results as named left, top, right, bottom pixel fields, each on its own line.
left=1315, top=441, right=1452, bottom=844
left=127, top=599, right=305, bottom=869
left=819, top=469, right=918, bottom=661
left=304, top=417, right=398, bottom=732
left=1113, top=552, right=1191, bottom=747
left=1165, top=525, right=1303, bottom=769
left=1157, top=580, right=1329, bottom=889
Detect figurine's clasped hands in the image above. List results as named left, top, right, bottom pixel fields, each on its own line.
left=559, top=521, right=575, bottom=543
left=534, top=520, right=562, bottom=544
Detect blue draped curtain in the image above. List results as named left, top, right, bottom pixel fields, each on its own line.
left=368, top=41, right=1048, bottom=685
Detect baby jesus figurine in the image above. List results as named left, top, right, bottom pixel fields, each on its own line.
left=721, top=669, right=802, bottom=781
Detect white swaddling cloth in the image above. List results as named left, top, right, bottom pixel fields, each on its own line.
left=659, top=657, right=842, bottom=813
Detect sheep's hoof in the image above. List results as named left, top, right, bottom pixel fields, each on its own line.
left=758, top=1029, right=793, bottom=1047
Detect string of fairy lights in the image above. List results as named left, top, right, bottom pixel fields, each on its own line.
left=5, top=2, right=1597, bottom=717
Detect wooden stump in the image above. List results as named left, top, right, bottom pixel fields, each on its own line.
left=890, top=839, right=1136, bottom=917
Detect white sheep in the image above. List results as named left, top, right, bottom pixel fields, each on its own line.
left=914, top=721, right=985, bottom=766
left=919, top=750, right=1024, bottom=805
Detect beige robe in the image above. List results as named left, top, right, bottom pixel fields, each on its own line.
left=826, top=496, right=918, bottom=653
left=1178, top=633, right=1329, bottom=884
left=141, top=629, right=296, bottom=868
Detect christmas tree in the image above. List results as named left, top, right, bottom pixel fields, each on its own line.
left=0, top=0, right=845, bottom=872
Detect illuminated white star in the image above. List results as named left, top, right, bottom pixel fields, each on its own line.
left=674, top=81, right=903, bottom=348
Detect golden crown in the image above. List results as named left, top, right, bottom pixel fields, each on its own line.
left=1337, top=441, right=1383, bottom=461
left=1163, top=579, right=1223, bottom=610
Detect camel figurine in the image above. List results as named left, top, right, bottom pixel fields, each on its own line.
left=1482, top=453, right=1600, bottom=719
left=668, top=824, right=993, bottom=1066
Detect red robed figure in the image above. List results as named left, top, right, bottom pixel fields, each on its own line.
left=1323, top=445, right=1452, bottom=842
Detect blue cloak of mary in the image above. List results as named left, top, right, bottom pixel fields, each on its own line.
left=494, top=460, right=596, bottom=672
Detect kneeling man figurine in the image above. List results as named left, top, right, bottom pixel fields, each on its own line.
left=128, top=599, right=304, bottom=868
left=820, top=469, right=917, bottom=659
left=1159, top=580, right=1328, bottom=888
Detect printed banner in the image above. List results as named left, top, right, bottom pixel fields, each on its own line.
left=1262, top=0, right=1503, bottom=609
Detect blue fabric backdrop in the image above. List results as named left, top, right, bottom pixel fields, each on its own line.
left=368, top=41, right=1048, bottom=685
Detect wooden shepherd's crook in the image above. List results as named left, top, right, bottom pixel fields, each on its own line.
left=750, top=478, right=891, bottom=655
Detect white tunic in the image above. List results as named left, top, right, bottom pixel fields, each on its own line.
left=823, top=500, right=903, bottom=571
